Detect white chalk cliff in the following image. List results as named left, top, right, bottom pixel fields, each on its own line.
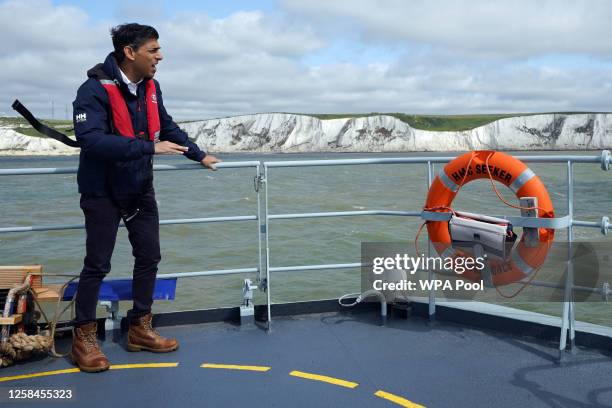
left=0, top=127, right=76, bottom=155
left=1, top=113, right=610, bottom=155
left=180, top=113, right=611, bottom=152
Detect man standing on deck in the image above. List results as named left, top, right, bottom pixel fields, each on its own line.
left=70, top=23, right=220, bottom=372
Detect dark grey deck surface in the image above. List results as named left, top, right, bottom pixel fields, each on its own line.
left=1, top=311, right=612, bottom=408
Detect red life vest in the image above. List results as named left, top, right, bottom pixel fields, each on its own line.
left=99, top=79, right=160, bottom=142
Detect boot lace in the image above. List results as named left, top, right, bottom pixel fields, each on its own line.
left=79, top=330, right=99, bottom=353
left=142, top=316, right=160, bottom=336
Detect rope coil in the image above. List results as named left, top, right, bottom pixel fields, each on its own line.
left=0, top=332, right=52, bottom=367
left=0, top=273, right=78, bottom=368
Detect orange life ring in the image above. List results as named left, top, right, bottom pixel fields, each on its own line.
left=424, top=150, right=555, bottom=286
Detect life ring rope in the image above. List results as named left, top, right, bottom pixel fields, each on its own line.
left=483, top=152, right=547, bottom=213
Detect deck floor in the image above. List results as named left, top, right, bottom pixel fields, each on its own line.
left=1, top=311, right=611, bottom=407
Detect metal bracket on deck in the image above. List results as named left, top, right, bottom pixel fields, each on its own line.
left=100, top=300, right=121, bottom=334
left=240, top=279, right=258, bottom=325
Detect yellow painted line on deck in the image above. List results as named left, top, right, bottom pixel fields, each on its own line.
left=0, top=363, right=178, bottom=383
left=201, top=363, right=271, bottom=372
left=109, top=363, right=179, bottom=370
left=289, top=370, right=358, bottom=389
left=0, top=368, right=80, bottom=383
left=374, top=390, right=426, bottom=408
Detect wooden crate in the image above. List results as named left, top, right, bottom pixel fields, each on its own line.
left=31, top=285, right=63, bottom=302
left=0, top=265, right=64, bottom=302
left=0, top=265, right=43, bottom=290
left=0, top=314, right=22, bottom=325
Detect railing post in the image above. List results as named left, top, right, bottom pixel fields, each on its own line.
left=263, top=164, right=272, bottom=331
left=567, top=161, right=576, bottom=352
left=255, top=163, right=264, bottom=285
left=251, top=162, right=264, bottom=327
left=427, top=161, right=436, bottom=321
left=559, top=160, right=576, bottom=363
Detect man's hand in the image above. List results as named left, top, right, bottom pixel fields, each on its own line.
left=154, top=141, right=189, bottom=154
left=201, top=154, right=221, bottom=171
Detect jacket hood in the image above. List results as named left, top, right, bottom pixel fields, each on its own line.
left=86, top=53, right=127, bottom=86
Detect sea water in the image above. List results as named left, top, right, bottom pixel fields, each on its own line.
left=0, top=152, right=610, bottom=326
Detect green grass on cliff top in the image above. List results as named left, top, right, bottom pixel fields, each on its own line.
left=309, top=111, right=610, bottom=131
left=310, top=113, right=519, bottom=131
left=0, top=117, right=74, bottom=138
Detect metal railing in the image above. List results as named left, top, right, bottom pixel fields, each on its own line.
left=1, top=150, right=611, bottom=360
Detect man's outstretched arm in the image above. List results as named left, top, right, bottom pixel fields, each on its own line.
left=155, top=82, right=221, bottom=169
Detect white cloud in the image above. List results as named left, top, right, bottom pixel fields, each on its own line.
left=0, top=0, right=107, bottom=54
left=1, top=0, right=611, bottom=121
left=0, top=1, right=110, bottom=119
left=161, top=10, right=324, bottom=61
left=281, top=0, right=612, bottom=59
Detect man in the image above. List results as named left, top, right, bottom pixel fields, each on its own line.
left=71, top=23, right=220, bottom=373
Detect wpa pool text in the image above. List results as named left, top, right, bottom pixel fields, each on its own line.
left=372, top=279, right=485, bottom=292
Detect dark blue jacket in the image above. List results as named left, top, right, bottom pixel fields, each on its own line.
left=73, top=53, right=205, bottom=196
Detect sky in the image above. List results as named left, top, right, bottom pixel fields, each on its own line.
left=1, top=0, right=611, bottom=120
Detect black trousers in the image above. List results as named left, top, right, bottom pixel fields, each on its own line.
left=74, top=187, right=161, bottom=327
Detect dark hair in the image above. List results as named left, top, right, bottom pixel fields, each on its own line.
left=110, top=23, right=159, bottom=63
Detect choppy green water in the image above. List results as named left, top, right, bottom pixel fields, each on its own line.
left=0, top=152, right=610, bottom=327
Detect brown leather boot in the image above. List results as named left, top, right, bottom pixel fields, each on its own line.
left=127, top=313, right=179, bottom=353
left=70, top=322, right=110, bottom=373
